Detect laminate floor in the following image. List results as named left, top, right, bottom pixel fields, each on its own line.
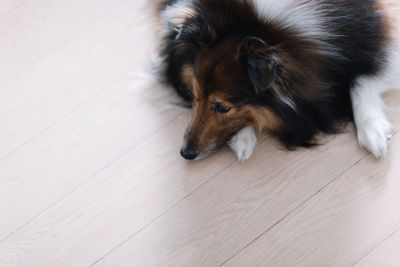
left=1, top=1, right=399, bottom=266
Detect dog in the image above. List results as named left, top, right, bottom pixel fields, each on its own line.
left=157, top=0, right=400, bottom=161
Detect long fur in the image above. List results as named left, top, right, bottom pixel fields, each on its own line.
left=158, top=0, right=399, bottom=159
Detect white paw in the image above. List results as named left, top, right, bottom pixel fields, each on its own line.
left=356, top=117, right=392, bottom=158
left=228, top=127, right=257, bottom=162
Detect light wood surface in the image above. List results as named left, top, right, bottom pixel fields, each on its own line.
left=355, top=229, right=400, bottom=267
left=0, top=1, right=399, bottom=266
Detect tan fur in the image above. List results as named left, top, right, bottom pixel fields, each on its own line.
left=192, top=78, right=202, bottom=100
left=185, top=87, right=281, bottom=152
left=378, top=0, right=400, bottom=40
left=245, top=106, right=281, bottom=133
left=179, top=27, right=325, bottom=154
left=181, top=64, right=194, bottom=91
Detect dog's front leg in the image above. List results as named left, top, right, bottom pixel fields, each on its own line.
left=228, top=126, right=257, bottom=162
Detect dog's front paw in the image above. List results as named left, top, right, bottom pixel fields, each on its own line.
left=228, top=126, right=257, bottom=162
left=357, top=117, right=392, bottom=158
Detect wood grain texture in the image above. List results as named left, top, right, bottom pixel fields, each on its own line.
left=93, top=131, right=373, bottom=267
left=0, top=0, right=26, bottom=17
left=226, top=131, right=400, bottom=267
left=0, top=0, right=146, bottom=159
left=0, top=1, right=399, bottom=267
left=0, top=1, right=165, bottom=241
left=355, top=228, right=400, bottom=267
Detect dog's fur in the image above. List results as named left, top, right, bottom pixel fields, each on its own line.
left=158, top=0, right=400, bottom=161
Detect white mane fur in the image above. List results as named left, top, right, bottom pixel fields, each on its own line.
left=249, top=0, right=340, bottom=56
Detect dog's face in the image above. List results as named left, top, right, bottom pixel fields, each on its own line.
left=162, top=0, right=357, bottom=160
left=179, top=37, right=282, bottom=160
left=161, top=2, right=311, bottom=160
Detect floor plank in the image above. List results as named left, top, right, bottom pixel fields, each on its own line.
left=92, top=95, right=400, bottom=267
left=0, top=0, right=26, bottom=17
left=225, top=117, right=400, bottom=267
left=0, top=0, right=148, bottom=159
left=354, top=228, right=400, bottom=267
left=0, top=0, right=135, bottom=86
left=0, top=69, right=186, bottom=238
left=0, top=112, right=241, bottom=266
left=0, top=1, right=400, bottom=266
left=93, top=130, right=370, bottom=267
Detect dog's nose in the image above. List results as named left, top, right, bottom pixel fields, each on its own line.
left=180, top=147, right=198, bottom=160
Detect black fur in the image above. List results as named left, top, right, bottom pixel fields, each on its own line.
left=160, top=0, right=388, bottom=148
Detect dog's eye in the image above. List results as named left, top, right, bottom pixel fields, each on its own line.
left=214, top=103, right=231, bottom=114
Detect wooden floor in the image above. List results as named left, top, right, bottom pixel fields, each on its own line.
left=1, top=1, right=400, bottom=266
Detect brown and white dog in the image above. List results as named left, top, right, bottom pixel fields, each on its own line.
left=158, top=0, right=400, bottom=161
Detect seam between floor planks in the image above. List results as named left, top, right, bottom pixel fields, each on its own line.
left=0, top=100, right=181, bottom=244
left=90, top=156, right=242, bottom=267
left=1, top=1, right=398, bottom=265
left=91, top=132, right=366, bottom=266
left=0, top=1, right=150, bottom=161
left=90, top=137, right=273, bottom=266
left=0, top=72, right=129, bottom=163
left=351, top=223, right=400, bottom=267
left=0, top=0, right=138, bottom=89
left=222, top=125, right=400, bottom=266
left=217, top=94, right=400, bottom=266
left=219, top=154, right=369, bottom=267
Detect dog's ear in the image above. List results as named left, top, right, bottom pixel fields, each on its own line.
left=162, top=3, right=216, bottom=46
left=240, top=36, right=283, bottom=93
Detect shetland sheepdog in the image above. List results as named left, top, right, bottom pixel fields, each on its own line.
left=158, top=0, right=400, bottom=161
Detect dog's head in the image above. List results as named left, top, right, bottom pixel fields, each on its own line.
left=180, top=37, right=286, bottom=160
left=162, top=1, right=324, bottom=160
